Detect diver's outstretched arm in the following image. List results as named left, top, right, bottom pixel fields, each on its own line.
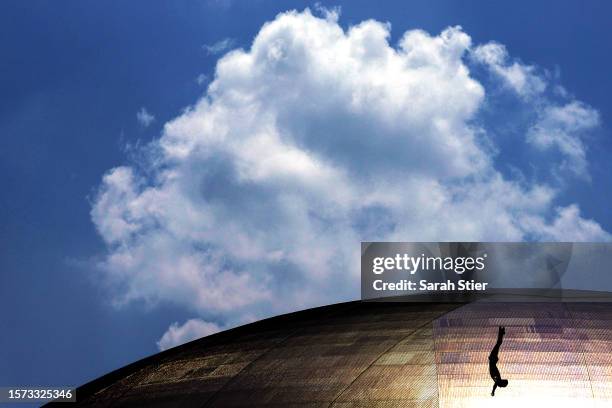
left=491, top=383, right=498, bottom=396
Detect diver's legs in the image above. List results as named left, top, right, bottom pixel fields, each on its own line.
left=490, top=326, right=505, bottom=358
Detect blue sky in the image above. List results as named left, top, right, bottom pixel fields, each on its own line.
left=1, top=0, right=612, bottom=392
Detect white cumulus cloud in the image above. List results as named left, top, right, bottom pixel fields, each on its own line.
left=473, top=42, right=600, bottom=179
left=196, top=73, right=208, bottom=85
left=203, top=38, right=235, bottom=55
left=472, top=42, right=547, bottom=98
left=527, top=101, right=599, bottom=178
left=157, top=319, right=222, bottom=350
left=136, top=107, right=155, bottom=127
left=91, top=9, right=610, bottom=346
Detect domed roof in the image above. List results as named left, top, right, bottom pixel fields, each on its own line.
left=48, top=294, right=612, bottom=407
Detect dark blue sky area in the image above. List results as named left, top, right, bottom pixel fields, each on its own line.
left=1, top=0, right=611, bottom=391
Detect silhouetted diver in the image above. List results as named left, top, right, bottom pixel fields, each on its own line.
left=489, top=326, right=508, bottom=396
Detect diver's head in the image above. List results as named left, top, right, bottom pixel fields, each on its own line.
left=498, top=379, right=508, bottom=387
